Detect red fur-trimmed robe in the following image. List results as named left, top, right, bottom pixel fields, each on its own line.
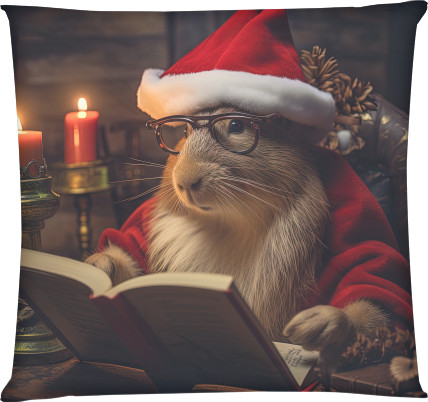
left=98, top=147, right=413, bottom=328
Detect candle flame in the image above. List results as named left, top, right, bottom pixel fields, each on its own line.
left=17, top=116, right=23, bottom=131
left=78, top=97, right=88, bottom=111
left=77, top=97, right=88, bottom=118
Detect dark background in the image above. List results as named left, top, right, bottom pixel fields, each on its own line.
left=3, top=3, right=424, bottom=259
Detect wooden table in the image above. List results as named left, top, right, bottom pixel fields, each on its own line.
left=1, top=358, right=157, bottom=401
left=1, top=356, right=320, bottom=400
left=2, top=357, right=424, bottom=400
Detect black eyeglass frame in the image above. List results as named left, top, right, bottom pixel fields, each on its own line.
left=146, top=112, right=280, bottom=155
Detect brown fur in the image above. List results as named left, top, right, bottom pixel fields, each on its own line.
left=86, top=106, right=387, bottom=348
left=147, top=106, right=329, bottom=339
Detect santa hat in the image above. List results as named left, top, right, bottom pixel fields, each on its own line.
left=137, top=10, right=335, bottom=130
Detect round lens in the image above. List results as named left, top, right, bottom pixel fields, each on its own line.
left=228, top=119, right=244, bottom=134
left=160, top=122, right=192, bottom=152
left=213, top=118, right=258, bottom=153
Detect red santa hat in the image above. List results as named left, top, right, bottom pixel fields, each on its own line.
left=137, top=10, right=335, bottom=130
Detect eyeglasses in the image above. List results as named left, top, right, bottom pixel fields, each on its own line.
left=146, top=112, right=280, bottom=155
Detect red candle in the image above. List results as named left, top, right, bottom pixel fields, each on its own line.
left=64, top=98, right=99, bottom=164
left=18, top=118, right=43, bottom=177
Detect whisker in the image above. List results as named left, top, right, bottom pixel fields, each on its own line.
left=225, top=182, right=286, bottom=217
left=161, top=190, right=178, bottom=204
left=114, top=183, right=169, bottom=203
left=220, top=183, right=266, bottom=228
left=123, top=162, right=173, bottom=171
left=111, top=186, right=176, bottom=226
left=218, top=187, right=239, bottom=213
left=215, top=193, right=239, bottom=223
left=224, top=176, right=286, bottom=198
left=171, top=193, right=182, bottom=215
left=217, top=192, right=234, bottom=212
left=224, top=182, right=327, bottom=249
left=157, top=186, right=175, bottom=196
left=156, top=186, right=173, bottom=197
left=157, top=184, right=181, bottom=214
left=159, top=188, right=179, bottom=211
left=128, top=157, right=167, bottom=168
left=127, top=157, right=174, bottom=171
left=224, top=176, right=330, bottom=207
left=110, top=177, right=164, bottom=184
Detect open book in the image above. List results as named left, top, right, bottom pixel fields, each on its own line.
left=19, top=249, right=319, bottom=392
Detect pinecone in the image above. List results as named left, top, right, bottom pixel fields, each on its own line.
left=300, top=46, right=378, bottom=155
left=333, top=73, right=377, bottom=115
left=337, top=325, right=415, bottom=371
left=300, top=46, right=339, bottom=93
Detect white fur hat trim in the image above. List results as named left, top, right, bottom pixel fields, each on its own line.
left=137, top=68, right=335, bottom=129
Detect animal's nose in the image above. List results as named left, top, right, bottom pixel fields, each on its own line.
left=177, top=178, right=203, bottom=193
left=190, top=178, right=202, bottom=191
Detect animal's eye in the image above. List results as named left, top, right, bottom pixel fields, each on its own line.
left=228, top=119, right=244, bottom=134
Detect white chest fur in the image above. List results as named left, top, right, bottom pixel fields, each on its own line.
left=147, top=205, right=322, bottom=339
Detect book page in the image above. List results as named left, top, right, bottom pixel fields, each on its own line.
left=273, top=342, right=319, bottom=387
left=105, top=271, right=234, bottom=297
left=20, top=249, right=112, bottom=296
left=120, top=284, right=295, bottom=391
left=20, top=265, right=137, bottom=367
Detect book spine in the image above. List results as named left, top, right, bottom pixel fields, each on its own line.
left=330, top=375, right=396, bottom=396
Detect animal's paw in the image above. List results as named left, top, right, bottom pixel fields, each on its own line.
left=85, top=252, right=116, bottom=278
left=85, top=245, right=141, bottom=285
left=283, top=305, right=355, bottom=351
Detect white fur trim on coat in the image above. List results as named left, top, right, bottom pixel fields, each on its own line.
left=137, top=69, right=336, bottom=129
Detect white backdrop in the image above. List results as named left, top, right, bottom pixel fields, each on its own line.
left=0, top=1, right=426, bottom=402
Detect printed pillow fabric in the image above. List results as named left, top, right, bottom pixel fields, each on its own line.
left=1, top=2, right=427, bottom=400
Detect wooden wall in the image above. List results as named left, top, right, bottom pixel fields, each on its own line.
left=3, top=5, right=420, bottom=259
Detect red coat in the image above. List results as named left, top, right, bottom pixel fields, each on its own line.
left=98, top=147, right=413, bottom=327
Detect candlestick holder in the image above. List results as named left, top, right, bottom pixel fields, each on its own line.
left=16, top=159, right=72, bottom=365
left=51, top=159, right=110, bottom=260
